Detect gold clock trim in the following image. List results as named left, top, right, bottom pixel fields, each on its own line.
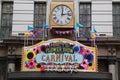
left=50, top=2, right=74, bottom=28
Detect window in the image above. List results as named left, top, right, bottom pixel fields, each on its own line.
left=34, top=2, right=46, bottom=30
left=1, top=2, right=13, bottom=37
left=79, top=3, right=91, bottom=37
left=113, top=3, right=120, bottom=39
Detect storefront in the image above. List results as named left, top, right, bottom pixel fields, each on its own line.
left=8, top=38, right=112, bottom=80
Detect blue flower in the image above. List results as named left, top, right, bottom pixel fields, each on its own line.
left=84, top=53, right=94, bottom=63
left=73, top=46, right=80, bottom=53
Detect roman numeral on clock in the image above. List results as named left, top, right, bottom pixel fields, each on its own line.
left=56, top=20, right=59, bottom=23
left=65, top=20, right=68, bottom=23
left=52, top=14, right=56, bottom=16
left=53, top=17, right=57, bottom=20
left=57, top=6, right=60, bottom=10
left=67, top=17, right=70, bottom=20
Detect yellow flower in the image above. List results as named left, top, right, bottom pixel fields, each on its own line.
left=25, top=50, right=36, bottom=61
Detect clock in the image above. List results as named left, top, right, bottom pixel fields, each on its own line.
left=50, top=2, right=74, bottom=28
left=52, top=5, right=72, bottom=25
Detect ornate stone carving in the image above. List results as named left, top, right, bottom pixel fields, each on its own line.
left=108, top=47, right=116, bottom=56
left=8, top=46, right=16, bottom=55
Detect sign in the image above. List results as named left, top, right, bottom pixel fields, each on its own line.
left=21, top=38, right=97, bottom=72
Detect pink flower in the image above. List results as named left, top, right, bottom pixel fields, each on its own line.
left=81, top=59, right=89, bottom=69
left=86, top=49, right=91, bottom=54
left=33, top=46, right=41, bottom=54
left=27, top=59, right=36, bottom=69
left=79, top=47, right=91, bottom=55
left=79, top=47, right=86, bottom=55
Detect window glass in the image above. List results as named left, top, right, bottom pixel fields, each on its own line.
left=34, top=2, right=46, bottom=29
left=79, top=3, right=91, bottom=28
left=79, top=3, right=91, bottom=37
left=1, top=2, right=13, bottom=37
left=113, top=3, right=120, bottom=39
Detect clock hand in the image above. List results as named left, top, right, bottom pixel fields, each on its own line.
left=61, top=6, right=63, bottom=16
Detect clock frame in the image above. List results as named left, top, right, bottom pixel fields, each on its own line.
left=52, top=5, right=72, bottom=25
left=50, top=2, right=74, bottom=28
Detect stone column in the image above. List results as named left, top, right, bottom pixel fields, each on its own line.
left=116, top=62, right=119, bottom=80
left=8, top=63, right=15, bottom=72
left=109, top=61, right=116, bottom=80
left=46, top=0, right=51, bottom=24
left=45, top=0, right=51, bottom=39
left=74, top=0, right=80, bottom=38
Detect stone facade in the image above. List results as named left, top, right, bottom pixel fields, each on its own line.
left=0, top=0, right=120, bottom=80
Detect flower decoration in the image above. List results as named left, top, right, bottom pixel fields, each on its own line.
left=25, top=50, right=36, bottom=61
left=33, top=46, right=41, bottom=54
left=25, top=61, right=28, bottom=65
left=40, top=65, right=45, bottom=71
left=26, top=52, right=36, bottom=61
left=73, top=46, right=80, bottom=53
left=36, top=63, right=41, bottom=68
left=79, top=47, right=86, bottom=55
left=26, top=59, right=37, bottom=69
left=84, top=53, right=94, bottom=63
left=40, top=45, right=46, bottom=52
left=86, top=49, right=91, bottom=54
left=22, top=38, right=97, bottom=71
left=80, top=59, right=88, bottom=69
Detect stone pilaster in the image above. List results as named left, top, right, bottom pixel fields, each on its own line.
left=8, top=63, right=15, bottom=72
left=109, top=61, right=116, bottom=80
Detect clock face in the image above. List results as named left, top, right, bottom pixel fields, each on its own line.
left=52, top=5, right=72, bottom=25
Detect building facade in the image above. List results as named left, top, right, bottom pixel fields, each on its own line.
left=0, top=0, right=120, bottom=80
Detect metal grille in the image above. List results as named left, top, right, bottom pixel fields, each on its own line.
left=113, top=3, right=120, bottom=39
left=15, top=58, right=21, bottom=71
left=98, top=60, right=108, bottom=72
left=78, top=3, right=91, bottom=37
left=1, top=2, right=13, bottom=38
left=34, top=2, right=46, bottom=30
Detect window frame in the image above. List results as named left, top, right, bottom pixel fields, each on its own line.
left=79, top=2, right=91, bottom=28
left=78, top=2, right=91, bottom=37
left=1, top=1, right=13, bottom=37
left=34, top=2, right=47, bottom=30
left=112, top=3, right=120, bottom=39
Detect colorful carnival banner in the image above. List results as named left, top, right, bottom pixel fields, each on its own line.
left=21, top=38, right=98, bottom=72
